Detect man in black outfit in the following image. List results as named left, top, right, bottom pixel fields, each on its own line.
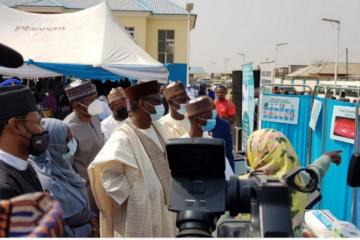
left=0, top=44, right=47, bottom=199
left=0, top=86, right=48, bottom=199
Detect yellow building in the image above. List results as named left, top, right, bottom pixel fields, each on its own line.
left=1, top=0, right=196, bottom=65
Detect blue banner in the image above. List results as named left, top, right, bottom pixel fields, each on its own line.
left=165, top=63, right=187, bottom=86
left=30, top=61, right=124, bottom=82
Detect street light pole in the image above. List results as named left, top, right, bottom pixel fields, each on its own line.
left=186, top=3, right=194, bottom=87
left=322, top=18, right=340, bottom=86
left=237, top=52, right=246, bottom=65
left=224, top=58, right=230, bottom=79
left=274, top=42, right=288, bottom=80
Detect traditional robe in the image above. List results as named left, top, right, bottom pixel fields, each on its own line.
left=88, top=122, right=176, bottom=237
left=153, top=113, right=191, bottom=141
left=101, top=115, right=124, bottom=142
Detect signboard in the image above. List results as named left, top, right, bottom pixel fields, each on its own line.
left=241, top=63, right=255, bottom=150
left=330, top=106, right=356, bottom=144
left=260, top=61, right=275, bottom=94
left=309, top=99, right=323, bottom=130
left=260, top=95, right=299, bottom=125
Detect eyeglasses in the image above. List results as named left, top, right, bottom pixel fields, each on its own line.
left=194, top=116, right=209, bottom=122
left=16, top=118, right=44, bottom=127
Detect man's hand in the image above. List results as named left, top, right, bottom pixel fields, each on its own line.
left=324, top=150, right=342, bottom=165
left=90, top=216, right=100, bottom=237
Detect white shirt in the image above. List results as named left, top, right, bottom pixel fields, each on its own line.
left=98, top=100, right=113, bottom=121
left=153, top=113, right=191, bottom=142
left=139, top=125, right=164, bottom=151
left=101, top=115, right=125, bottom=142
left=0, top=149, right=28, bottom=171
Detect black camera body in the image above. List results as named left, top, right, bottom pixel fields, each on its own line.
left=165, top=138, right=294, bottom=237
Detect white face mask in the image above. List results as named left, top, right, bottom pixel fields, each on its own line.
left=150, top=104, right=165, bottom=121
left=63, top=138, right=77, bottom=159
left=87, top=99, right=103, bottom=116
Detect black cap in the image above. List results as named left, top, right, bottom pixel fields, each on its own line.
left=124, top=80, right=159, bottom=101
left=0, top=43, right=24, bottom=68
left=0, top=86, right=38, bottom=120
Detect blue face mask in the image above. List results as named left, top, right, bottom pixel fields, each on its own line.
left=212, top=109, right=217, bottom=119
left=150, top=104, right=165, bottom=121
left=201, top=119, right=216, bottom=132
left=63, top=138, right=77, bottom=159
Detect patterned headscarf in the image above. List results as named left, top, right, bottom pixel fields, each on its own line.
left=246, top=128, right=307, bottom=234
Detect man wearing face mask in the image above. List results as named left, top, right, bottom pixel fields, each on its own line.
left=88, top=80, right=176, bottom=237
left=184, top=96, right=234, bottom=179
left=208, top=100, right=235, bottom=171
left=153, top=82, right=191, bottom=142
left=63, top=80, right=105, bottom=213
left=0, top=86, right=47, bottom=199
left=101, top=87, right=129, bottom=142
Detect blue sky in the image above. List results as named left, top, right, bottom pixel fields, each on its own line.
left=171, top=0, right=360, bottom=73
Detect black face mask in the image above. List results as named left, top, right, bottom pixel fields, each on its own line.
left=20, top=127, right=49, bottom=156
left=113, top=108, right=128, bottom=121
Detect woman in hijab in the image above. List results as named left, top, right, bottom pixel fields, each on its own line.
left=245, top=128, right=341, bottom=236
left=29, top=118, right=98, bottom=237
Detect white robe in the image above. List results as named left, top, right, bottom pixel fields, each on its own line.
left=101, top=115, right=124, bottom=142
left=87, top=123, right=176, bottom=237
left=153, top=113, right=191, bottom=142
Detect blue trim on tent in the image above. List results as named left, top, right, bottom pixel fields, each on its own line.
left=0, top=78, right=22, bottom=87
left=28, top=61, right=124, bottom=82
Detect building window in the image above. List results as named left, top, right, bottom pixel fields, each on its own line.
left=158, top=30, right=174, bottom=64
left=125, top=27, right=135, bottom=37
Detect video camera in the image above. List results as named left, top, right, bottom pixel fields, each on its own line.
left=165, top=138, right=320, bottom=237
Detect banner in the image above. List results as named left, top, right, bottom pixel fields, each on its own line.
left=330, top=106, right=356, bottom=144
left=260, top=61, right=275, bottom=94
left=260, top=95, right=299, bottom=125
left=241, top=63, right=255, bottom=150
left=309, top=99, right=323, bottom=130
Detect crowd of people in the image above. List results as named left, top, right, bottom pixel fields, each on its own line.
left=0, top=43, right=343, bottom=238
left=0, top=79, right=343, bottom=237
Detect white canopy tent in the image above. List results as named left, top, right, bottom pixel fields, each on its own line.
left=0, top=63, right=62, bottom=78
left=0, top=2, right=168, bottom=82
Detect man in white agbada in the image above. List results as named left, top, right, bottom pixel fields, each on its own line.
left=184, top=96, right=234, bottom=179
left=88, top=81, right=176, bottom=237
left=153, top=82, right=190, bottom=141
left=101, top=87, right=129, bottom=142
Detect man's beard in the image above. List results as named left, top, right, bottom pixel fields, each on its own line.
left=113, top=108, right=128, bottom=121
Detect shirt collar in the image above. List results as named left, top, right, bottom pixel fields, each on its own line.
left=0, top=149, right=29, bottom=171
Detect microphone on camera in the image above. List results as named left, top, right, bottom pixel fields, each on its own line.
left=0, top=43, right=24, bottom=68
